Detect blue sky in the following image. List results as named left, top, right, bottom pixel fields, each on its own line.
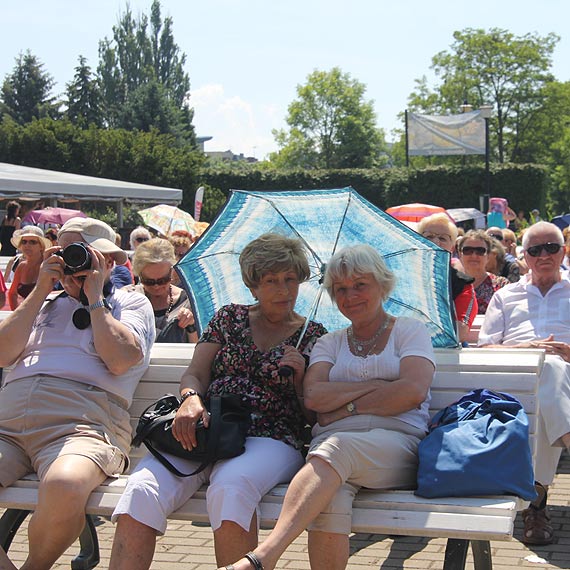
left=1, top=0, right=569, bottom=160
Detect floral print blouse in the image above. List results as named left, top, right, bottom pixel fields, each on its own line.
left=475, top=273, right=510, bottom=314
left=200, top=304, right=327, bottom=449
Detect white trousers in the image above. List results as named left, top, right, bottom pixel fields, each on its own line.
left=112, top=437, right=304, bottom=534
left=534, top=355, right=570, bottom=484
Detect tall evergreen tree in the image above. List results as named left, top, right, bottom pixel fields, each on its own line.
left=65, top=55, right=104, bottom=128
left=1, top=50, right=59, bottom=124
left=97, top=0, right=195, bottom=145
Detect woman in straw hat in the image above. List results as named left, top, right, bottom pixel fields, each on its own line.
left=7, top=226, right=51, bottom=310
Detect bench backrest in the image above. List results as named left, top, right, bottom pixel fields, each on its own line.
left=131, top=344, right=543, bottom=462
left=1, top=343, right=543, bottom=464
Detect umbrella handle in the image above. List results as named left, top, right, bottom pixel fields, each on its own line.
left=278, top=365, right=294, bottom=378
left=278, top=285, right=325, bottom=380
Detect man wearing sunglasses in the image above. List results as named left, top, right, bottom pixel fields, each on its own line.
left=478, top=221, right=570, bottom=546
left=0, top=217, right=155, bottom=570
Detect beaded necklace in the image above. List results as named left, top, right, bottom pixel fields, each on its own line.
left=347, top=315, right=391, bottom=358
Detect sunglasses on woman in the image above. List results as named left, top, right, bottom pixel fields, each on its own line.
left=135, top=237, right=149, bottom=243
left=140, top=273, right=172, bottom=286
left=20, top=239, right=40, bottom=246
left=461, top=246, right=488, bottom=256
left=525, top=242, right=562, bottom=257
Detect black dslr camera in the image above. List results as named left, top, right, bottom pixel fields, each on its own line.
left=56, top=242, right=92, bottom=274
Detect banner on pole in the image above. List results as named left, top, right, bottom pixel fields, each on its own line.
left=408, top=110, right=485, bottom=156
left=194, top=186, right=205, bottom=221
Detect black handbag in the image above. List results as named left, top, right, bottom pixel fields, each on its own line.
left=132, top=393, right=251, bottom=477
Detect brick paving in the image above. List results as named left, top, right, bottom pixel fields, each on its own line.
left=4, top=451, right=570, bottom=569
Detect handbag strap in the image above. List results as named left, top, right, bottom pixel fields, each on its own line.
left=141, top=396, right=224, bottom=478
left=143, top=439, right=209, bottom=477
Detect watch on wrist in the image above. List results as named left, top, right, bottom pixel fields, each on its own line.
left=185, top=323, right=197, bottom=334
left=180, top=389, right=202, bottom=403
left=346, top=401, right=357, bottom=415
left=88, top=298, right=112, bottom=313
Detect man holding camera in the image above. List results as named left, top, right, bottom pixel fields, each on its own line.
left=0, top=217, right=155, bottom=570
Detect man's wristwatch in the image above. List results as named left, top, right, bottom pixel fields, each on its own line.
left=88, top=298, right=112, bottom=313
left=346, top=401, right=357, bottom=415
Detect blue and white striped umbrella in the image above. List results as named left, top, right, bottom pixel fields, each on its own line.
left=176, top=187, right=458, bottom=348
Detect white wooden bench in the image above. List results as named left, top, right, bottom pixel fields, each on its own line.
left=0, top=344, right=544, bottom=570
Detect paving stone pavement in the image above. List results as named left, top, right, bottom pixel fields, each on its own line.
left=4, top=451, right=570, bottom=569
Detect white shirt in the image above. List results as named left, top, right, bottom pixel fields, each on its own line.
left=478, top=271, right=570, bottom=346
left=310, top=317, right=435, bottom=430
left=5, top=288, right=156, bottom=406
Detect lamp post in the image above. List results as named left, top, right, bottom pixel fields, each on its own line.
left=479, top=105, right=493, bottom=202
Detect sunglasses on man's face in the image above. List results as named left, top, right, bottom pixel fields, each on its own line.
left=525, top=242, right=562, bottom=257
left=461, top=246, right=488, bottom=256
left=140, top=273, right=172, bottom=286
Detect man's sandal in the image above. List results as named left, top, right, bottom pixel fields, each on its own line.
left=521, top=483, right=554, bottom=545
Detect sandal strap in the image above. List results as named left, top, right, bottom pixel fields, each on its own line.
left=530, top=481, right=548, bottom=511
left=245, top=552, right=264, bottom=570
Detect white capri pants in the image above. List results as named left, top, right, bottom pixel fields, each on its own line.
left=112, top=436, right=304, bottom=534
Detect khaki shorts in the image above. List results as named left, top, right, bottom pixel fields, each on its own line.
left=0, top=376, right=131, bottom=487
left=307, top=416, right=424, bottom=534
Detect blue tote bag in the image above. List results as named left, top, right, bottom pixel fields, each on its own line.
left=416, top=389, right=537, bottom=500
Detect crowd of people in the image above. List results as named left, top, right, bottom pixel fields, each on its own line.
left=1, top=201, right=570, bottom=569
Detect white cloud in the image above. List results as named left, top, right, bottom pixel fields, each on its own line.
left=190, top=84, right=281, bottom=160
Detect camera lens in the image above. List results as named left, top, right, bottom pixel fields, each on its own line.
left=62, top=243, right=92, bottom=272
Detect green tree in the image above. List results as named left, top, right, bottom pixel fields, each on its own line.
left=1, top=50, right=59, bottom=124
left=271, top=67, right=386, bottom=169
left=65, top=55, right=104, bottom=128
left=407, top=28, right=559, bottom=163
left=97, top=0, right=195, bottom=145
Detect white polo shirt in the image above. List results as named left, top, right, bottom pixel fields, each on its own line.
left=478, top=271, right=570, bottom=346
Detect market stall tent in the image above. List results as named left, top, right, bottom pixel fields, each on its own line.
left=0, top=162, right=183, bottom=227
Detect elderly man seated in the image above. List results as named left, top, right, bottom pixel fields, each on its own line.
left=478, top=221, right=570, bottom=546
left=0, top=217, right=155, bottom=570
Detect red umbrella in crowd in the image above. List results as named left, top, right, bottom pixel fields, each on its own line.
left=22, top=207, right=86, bottom=226
left=386, top=203, right=454, bottom=223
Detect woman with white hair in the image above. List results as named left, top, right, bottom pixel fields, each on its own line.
left=417, top=213, right=478, bottom=343
left=221, top=244, right=435, bottom=570
left=129, top=226, right=152, bottom=250
left=7, top=226, right=51, bottom=310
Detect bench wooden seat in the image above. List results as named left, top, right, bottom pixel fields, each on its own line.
left=0, top=343, right=544, bottom=570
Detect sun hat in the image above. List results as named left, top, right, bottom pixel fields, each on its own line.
left=58, top=217, right=128, bottom=265
left=11, top=226, right=51, bottom=250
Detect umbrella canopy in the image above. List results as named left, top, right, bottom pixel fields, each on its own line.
left=138, top=204, right=197, bottom=237
left=177, top=187, right=457, bottom=348
left=22, top=206, right=86, bottom=226
left=386, top=203, right=453, bottom=223
left=551, top=214, right=570, bottom=230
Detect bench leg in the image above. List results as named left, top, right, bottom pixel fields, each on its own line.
left=443, top=539, right=493, bottom=570
left=443, top=539, right=469, bottom=570
left=0, top=509, right=31, bottom=551
left=71, top=515, right=100, bottom=570
left=471, top=540, right=492, bottom=570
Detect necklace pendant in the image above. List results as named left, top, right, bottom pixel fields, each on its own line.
left=357, top=345, right=363, bottom=352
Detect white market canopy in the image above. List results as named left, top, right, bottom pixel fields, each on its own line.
left=0, top=162, right=183, bottom=226
left=446, top=207, right=486, bottom=229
